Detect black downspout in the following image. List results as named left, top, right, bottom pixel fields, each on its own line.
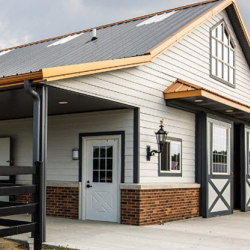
left=24, top=80, right=40, bottom=163
left=24, top=80, right=44, bottom=249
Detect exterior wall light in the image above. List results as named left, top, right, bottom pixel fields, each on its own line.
left=72, top=149, right=79, bottom=160
left=146, top=119, right=168, bottom=161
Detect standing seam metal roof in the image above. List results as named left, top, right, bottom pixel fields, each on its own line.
left=0, top=0, right=222, bottom=78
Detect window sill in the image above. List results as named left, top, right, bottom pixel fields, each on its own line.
left=210, top=74, right=235, bottom=88
left=159, top=171, right=182, bottom=177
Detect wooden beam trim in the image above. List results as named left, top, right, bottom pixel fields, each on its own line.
left=0, top=72, right=43, bottom=89
left=202, top=91, right=250, bottom=113
left=42, top=55, right=152, bottom=81
left=165, top=89, right=250, bottom=114
left=0, top=72, right=42, bottom=84
left=149, top=0, right=232, bottom=59
left=164, top=90, right=203, bottom=99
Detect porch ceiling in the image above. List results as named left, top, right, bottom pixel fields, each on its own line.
left=0, top=86, right=132, bottom=120
left=164, top=79, right=250, bottom=124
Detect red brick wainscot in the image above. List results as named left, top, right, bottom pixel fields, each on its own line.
left=15, top=182, right=79, bottom=219
left=120, top=183, right=200, bottom=226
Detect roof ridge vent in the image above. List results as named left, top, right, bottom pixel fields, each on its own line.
left=91, top=29, right=98, bottom=41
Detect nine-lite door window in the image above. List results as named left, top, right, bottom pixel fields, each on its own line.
left=211, top=20, right=235, bottom=85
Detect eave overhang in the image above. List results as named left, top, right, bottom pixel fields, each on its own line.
left=164, top=79, right=250, bottom=124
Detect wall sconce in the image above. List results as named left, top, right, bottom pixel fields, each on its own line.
left=72, top=149, right=79, bottom=160
left=146, top=120, right=168, bottom=161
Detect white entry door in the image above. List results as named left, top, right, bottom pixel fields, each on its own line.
left=85, top=139, right=119, bottom=222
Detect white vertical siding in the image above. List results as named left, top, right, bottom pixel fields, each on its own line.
left=0, top=109, right=133, bottom=183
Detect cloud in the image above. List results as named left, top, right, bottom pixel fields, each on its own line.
left=62, top=0, right=86, bottom=16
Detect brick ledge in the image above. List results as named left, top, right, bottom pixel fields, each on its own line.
left=120, top=183, right=200, bottom=190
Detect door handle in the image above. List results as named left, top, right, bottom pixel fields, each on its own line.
left=86, top=184, right=92, bottom=188
left=6, top=160, right=13, bottom=164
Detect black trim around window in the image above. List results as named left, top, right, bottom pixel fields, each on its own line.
left=158, top=136, right=182, bottom=177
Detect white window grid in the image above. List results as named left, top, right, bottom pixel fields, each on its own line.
left=160, top=140, right=182, bottom=173
left=211, top=21, right=235, bottom=85
left=211, top=124, right=230, bottom=175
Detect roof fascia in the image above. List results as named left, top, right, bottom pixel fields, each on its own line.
left=148, top=0, right=233, bottom=59
left=0, top=71, right=43, bottom=89
left=231, top=0, right=250, bottom=47
left=41, top=54, right=151, bottom=82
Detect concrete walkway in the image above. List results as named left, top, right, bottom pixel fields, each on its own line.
left=7, top=211, right=250, bottom=250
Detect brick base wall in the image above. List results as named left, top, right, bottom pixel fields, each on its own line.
left=16, top=186, right=79, bottom=219
left=16, top=186, right=199, bottom=224
left=121, top=188, right=200, bottom=226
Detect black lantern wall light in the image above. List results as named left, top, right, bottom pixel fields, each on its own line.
left=146, top=119, right=168, bottom=161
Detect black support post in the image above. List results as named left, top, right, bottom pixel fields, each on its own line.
left=195, top=112, right=207, bottom=218
left=239, top=124, right=246, bottom=211
left=33, top=161, right=43, bottom=250
left=24, top=81, right=48, bottom=248
left=133, top=108, right=140, bottom=183
left=37, top=86, right=48, bottom=241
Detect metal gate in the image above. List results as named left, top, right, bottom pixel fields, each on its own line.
left=0, top=162, right=43, bottom=250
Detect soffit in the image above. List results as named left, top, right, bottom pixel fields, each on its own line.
left=0, top=86, right=132, bottom=120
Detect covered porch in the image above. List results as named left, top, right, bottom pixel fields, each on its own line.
left=0, top=82, right=138, bottom=241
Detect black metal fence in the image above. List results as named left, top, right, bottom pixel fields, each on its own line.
left=0, top=161, right=42, bottom=250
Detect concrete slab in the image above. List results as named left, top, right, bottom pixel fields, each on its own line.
left=6, top=211, right=250, bottom=250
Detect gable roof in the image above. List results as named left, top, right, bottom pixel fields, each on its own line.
left=0, top=0, right=248, bottom=89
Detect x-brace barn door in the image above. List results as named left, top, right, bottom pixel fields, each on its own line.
left=206, top=118, right=233, bottom=217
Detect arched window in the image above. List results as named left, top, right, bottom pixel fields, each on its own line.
left=211, top=20, right=235, bottom=85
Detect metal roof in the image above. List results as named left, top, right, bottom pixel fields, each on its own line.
left=0, top=0, right=220, bottom=78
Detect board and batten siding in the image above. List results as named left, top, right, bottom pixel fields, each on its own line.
left=0, top=109, right=133, bottom=183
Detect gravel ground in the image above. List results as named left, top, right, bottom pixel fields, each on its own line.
left=0, top=239, right=27, bottom=250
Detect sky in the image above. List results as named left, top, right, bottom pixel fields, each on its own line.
left=0, top=0, right=249, bottom=50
